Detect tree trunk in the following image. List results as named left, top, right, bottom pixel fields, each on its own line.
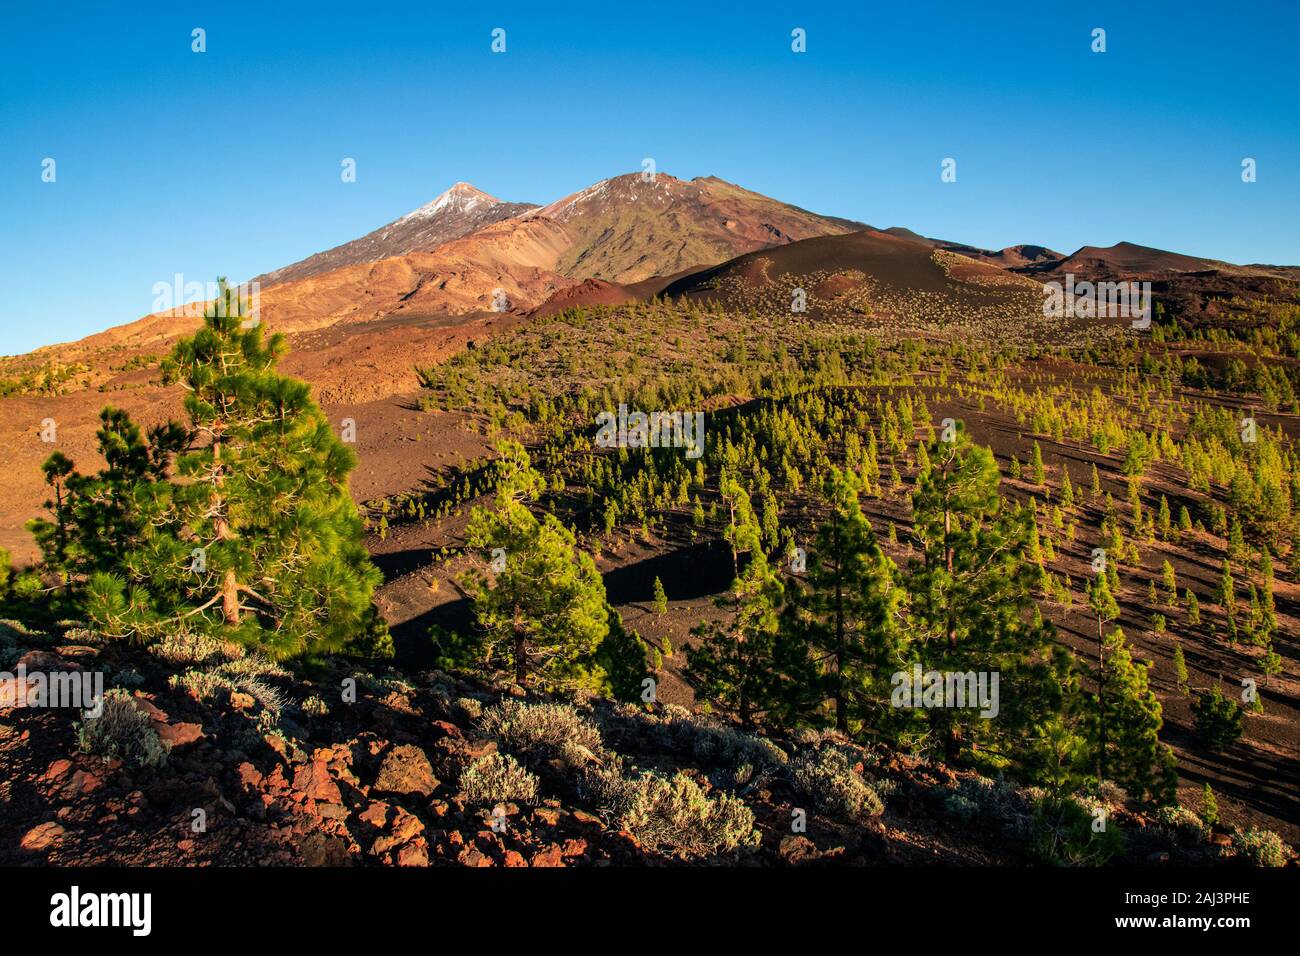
left=1096, top=617, right=1106, bottom=783
left=512, top=603, right=527, bottom=687
left=833, top=527, right=847, bottom=732
left=944, top=502, right=956, bottom=651
left=212, top=422, right=241, bottom=626
left=221, top=568, right=241, bottom=625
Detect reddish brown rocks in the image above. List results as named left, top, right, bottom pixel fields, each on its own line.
left=20, top=821, right=66, bottom=851
left=373, top=744, right=439, bottom=798
left=292, top=758, right=342, bottom=806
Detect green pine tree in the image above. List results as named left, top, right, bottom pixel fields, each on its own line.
left=1030, top=440, right=1046, bottom=485
left=1191, top=684, right=1243, bottom=752
left=780, top=468, right=906, bottom=734
left=651, top=576, right=668, bottom=615
left=1061, top=468, right=1075, bottom=509
left=1216, top=560, right=1236, bottom=617
left=1161, top=560, right=1177, bottom=605
left=686, top=551, right=800, bottom=728
left=458, top=442, right=611, bottom=689
left=34, top=284, right=386, bottom=659
left=1093, top=627, right=1177, bottom=804
left=1087, top=574, right=1120, bottom=780
left=1200, top=783, right=1219, bottom=827
left=1171, top=643, right=1190, bottom=696
left=908, top=423, right=1069, bottom=770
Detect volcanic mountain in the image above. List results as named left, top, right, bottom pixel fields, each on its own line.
left=253, top=173, right=868, bottom=324
left=518, top=174, right=867, bottom=284
left=648, top=228, right=1048, bottom=339
left=52, top=173, right=865, bottom=354
left=880, top=228, right=1064, bottom=271
left=254, top=183, right=538, bottom=287
left=1024, top=241, right=1228, bottom=280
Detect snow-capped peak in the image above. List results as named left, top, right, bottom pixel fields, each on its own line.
left=398, top=182, right=501, bottom=223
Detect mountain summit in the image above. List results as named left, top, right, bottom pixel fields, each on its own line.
left=522, top=173, right=867, bottom=284
left=255, top=182, right=537, bottom=287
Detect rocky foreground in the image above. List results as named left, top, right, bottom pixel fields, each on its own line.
left=0, top=619, right=1290, bottom=868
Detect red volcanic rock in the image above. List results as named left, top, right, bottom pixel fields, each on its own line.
left=292, top=759, right=342, bottom=805
left=20, top=821, right=66, bottom=851
left=373, top=744, right=439, bottom=797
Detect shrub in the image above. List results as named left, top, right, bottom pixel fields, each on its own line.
left=217, top=655, right=290, bottom=680
left=944, top=793, right=980, bottom=823
left=657, top=706, right=787, bottom=768
left=456, top=696, right=483, bottom=720
left=459, top=753, right=540, bottom=805
left=76, top=689, right=170, bottom=769
left=589, top=766, right=758, bottom=857
left=1030, top=796, right=1124, bottom=866
left=1153, top=805, right=1209, bottom=844
left=1232, top=828, right=1291, bottom=867
left=168, top=666, right=285, bottom=716
left=600, top=702, right=786, bottom=770
left=479, top=699, right=604, bottom=765
left=1192, top=685, right=1243, bottom=751
left=150, top=631, right=241, bottom=666
left=790, top=746, right=884, bottom=819
left=300, top=694, right=329, bottom=717
left=169, top=668, right=237, bottom=702
left=945, top=776, right=1031, bottom=837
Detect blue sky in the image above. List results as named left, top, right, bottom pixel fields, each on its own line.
left=2, top=0, right=1297, bottom=354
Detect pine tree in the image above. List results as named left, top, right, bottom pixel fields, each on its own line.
left=651, top=576, right=668, bottom=615
left=1191, top=684, right=1243, bottom=752
left=1172, top=643, right=1189, bottom=694
left=1030, top=440, right=1046, bottom=485
left=719, top=471, right=762, bottom=578
left=1228, top=518, right=1246, bottom=560
left=1186, top=589, right=1201, bottom=625
left=1061, top=468, right=1075, bottom=509
left=1258, top=549, right=1277, bottom=640
left=686, top=552, right=801, bottom=727
left=29, top=409, right=187, bottom=580
left=459, top=442, right=610, bottom=689
left=1087, top=574, right=1120, bottom=780
left=1157, top=495, right=1172, bottom=539
left=33, top=284, right=386, bottom=659
left=1216, top=560, right=1236, bottom=617
left=1200, top=783, right=1219, bottom=827
left=1094, top=627, right=1177, bottom=804
left=594, top=604, right=654, bottom=703
left=1090, top=462, right=1102, bottom=498
left=908, top=424, right=1068, bottom=768
left=780, top=469, right=905, bottom=734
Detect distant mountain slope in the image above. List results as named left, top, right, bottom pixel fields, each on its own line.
left=525, top=174, right=867, bottom=284
left=651, top=228, right=1051, bottom=340
left=661, top=228, right=1039, bottom=300
left=254, top=183, right=537, bottom=287
left=880, top=228, right=1064, bottom=270
left=1026, top=241, right=1227, bottom=279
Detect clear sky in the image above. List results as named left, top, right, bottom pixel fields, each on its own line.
left=2, top=0, right=1296, bottom=354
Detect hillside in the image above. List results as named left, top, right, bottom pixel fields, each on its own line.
left=255, top=183, right=539, bottom=287
left=655, top=228, right=1057, bottom=342
left=0, top=620, right=1260, bottom=867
